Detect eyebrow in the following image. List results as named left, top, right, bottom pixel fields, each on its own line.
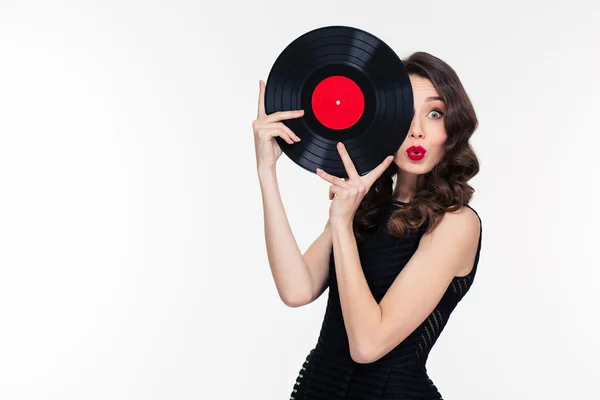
left=413, top=96, right=445, bottom=115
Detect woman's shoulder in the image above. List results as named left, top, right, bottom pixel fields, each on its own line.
left=451, top=202, right=480, bottom=217
left=424, top=203, right=481, bottom=244
left=445, top=203, right=481, bottom=233
left=459, top=204, right=482, bottom=240
left=461, top=203, right=481, bottom=222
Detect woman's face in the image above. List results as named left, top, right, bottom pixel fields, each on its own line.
left=393, top=74, right=447, bottom=175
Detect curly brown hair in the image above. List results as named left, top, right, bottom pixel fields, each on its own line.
left=353, top=51, right=480, bottom=243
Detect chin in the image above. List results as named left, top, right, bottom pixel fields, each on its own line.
left=395, top=159, right=434, bottom=175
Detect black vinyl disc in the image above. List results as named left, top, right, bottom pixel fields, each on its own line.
left=264, top=25, right=413, bottom=178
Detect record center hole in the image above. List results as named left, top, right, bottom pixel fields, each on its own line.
left=336, top=100, right=340, bottom=105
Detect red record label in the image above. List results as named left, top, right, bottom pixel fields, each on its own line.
left=311, top=75, right=365, bottom=130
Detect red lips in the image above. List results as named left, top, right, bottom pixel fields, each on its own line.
left=406, top=146, right=426, bottom=161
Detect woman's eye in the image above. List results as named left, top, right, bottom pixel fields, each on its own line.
left=428, top=109, right=444, bottom=119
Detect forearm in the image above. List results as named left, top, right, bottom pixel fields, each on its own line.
left=258, top=167, right=312, bottom=306
left=331, top=221, right=382, bottom=361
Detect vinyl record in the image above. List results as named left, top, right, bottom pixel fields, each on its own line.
left=264, top=25, right=413, bottom=178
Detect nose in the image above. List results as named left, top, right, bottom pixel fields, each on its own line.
left=409, top=114, right=425, bottom=138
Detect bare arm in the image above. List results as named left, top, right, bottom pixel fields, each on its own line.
left=330, top=208, right=480, bottom=364
left=258, top=166, right=331, bottom=307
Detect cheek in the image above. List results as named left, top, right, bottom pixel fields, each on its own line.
left=431, top=130, right=447, bottom=148
left=432, top=138, right=446, bottom=151
left=428, top=134, right=447, bottom=162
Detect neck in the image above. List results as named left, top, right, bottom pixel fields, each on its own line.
left=393, top=169, right=419, bottom=202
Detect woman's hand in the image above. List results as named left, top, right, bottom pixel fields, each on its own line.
left=253, top=80, right=304, bottom=171
left=316, top=142, right=394, bottom=227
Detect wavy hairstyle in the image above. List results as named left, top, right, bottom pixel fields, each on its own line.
left=353, top=51, right=480, bottom=243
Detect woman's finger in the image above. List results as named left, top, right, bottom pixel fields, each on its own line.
left=263, top=109, right=304, bottom=123
left=329, top=185, right=342, bottom=200
left=336, top=142, right=360, bottom=180
left=257, top=127, right=295, bottom=145
left=257, top=80, right=266, bottom=118
left=254, top=122, right=301, bottom=142
left=316, top=168, right=350, bottom=187
left=364, top=155, right=394, bottom=187
left=275, top=122, right=301, bottom=142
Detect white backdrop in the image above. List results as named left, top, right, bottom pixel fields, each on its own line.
left=1, top=1, right=598, bottom=399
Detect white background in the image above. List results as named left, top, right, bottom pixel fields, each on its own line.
left=1, top=0, right=599, bottom=399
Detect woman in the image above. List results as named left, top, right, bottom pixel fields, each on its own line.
left=253, top=51, right=482, bottom=399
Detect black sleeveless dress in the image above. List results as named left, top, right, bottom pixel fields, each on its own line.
left=289, top=199, right=483, bottom=400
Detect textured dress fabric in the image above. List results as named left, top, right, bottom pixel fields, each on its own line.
left=289, top=199, right=483, bottom=400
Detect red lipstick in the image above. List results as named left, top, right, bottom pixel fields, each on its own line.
left=407, top=146, right=426, bottom=161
